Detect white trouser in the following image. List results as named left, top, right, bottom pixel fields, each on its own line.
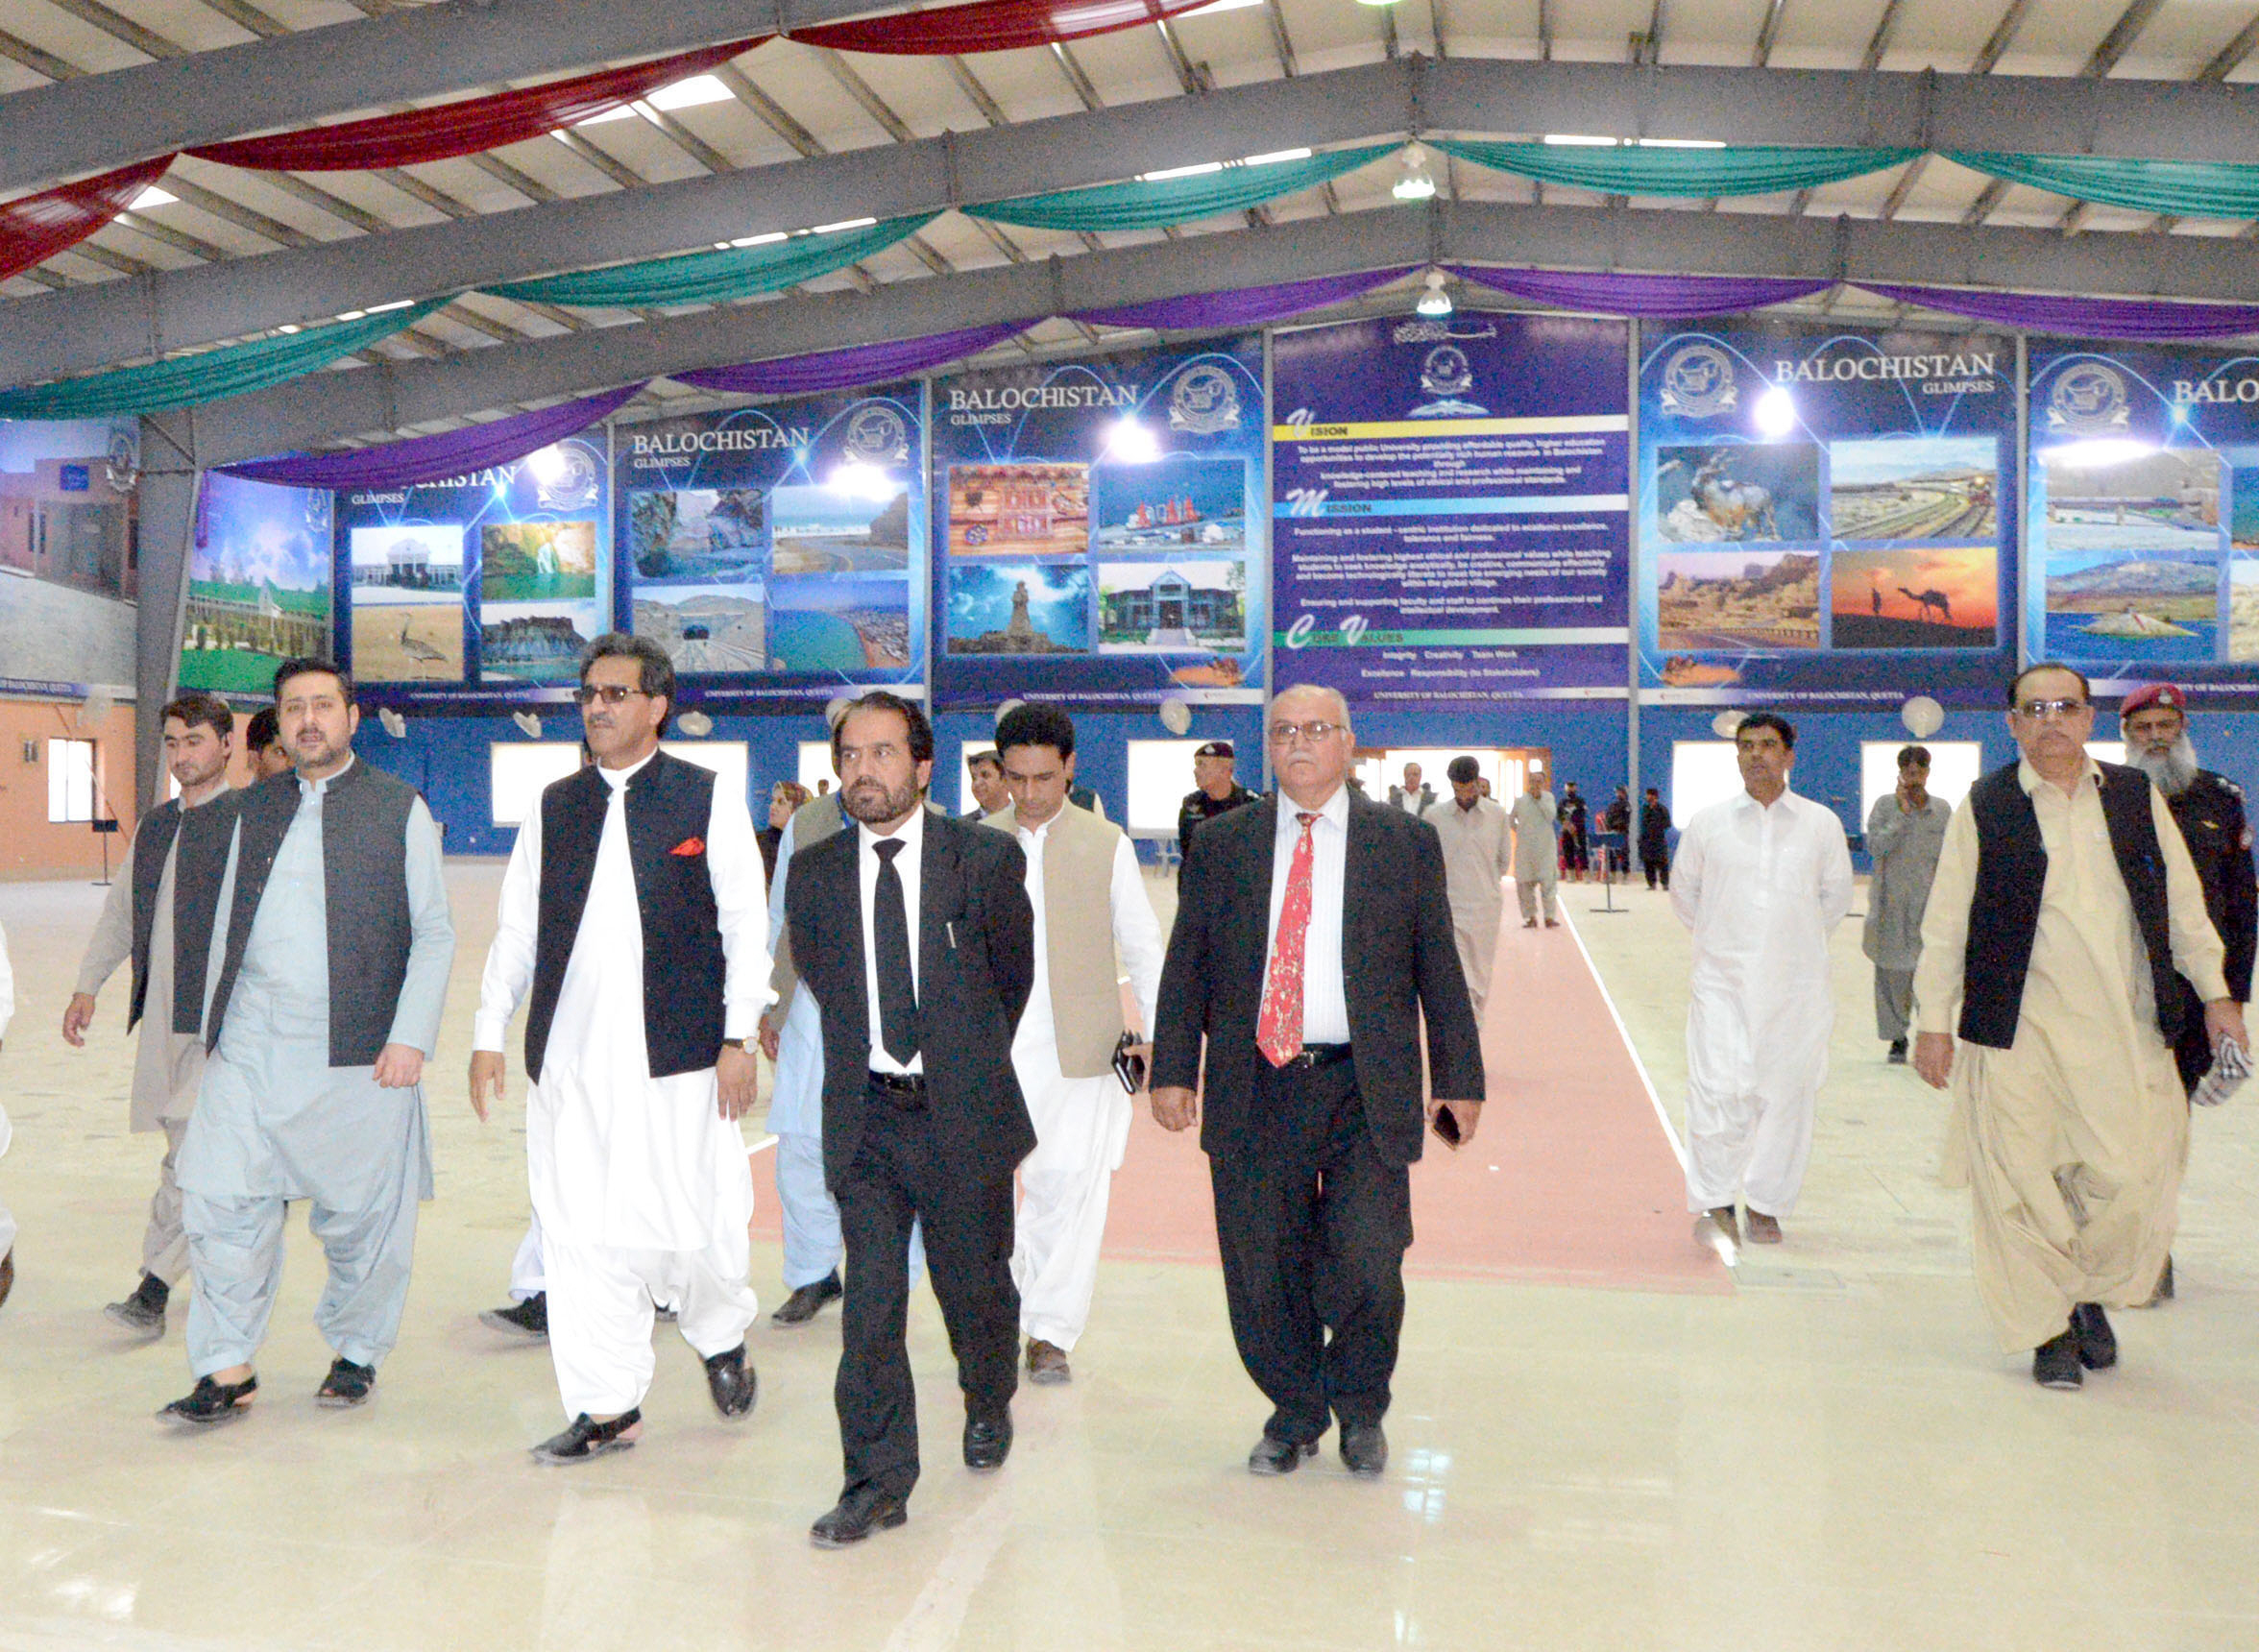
left=510, top=1213, right=547, bottom=1299
left=1012, top=1063, right=1132, bottom=1351
left=1684, top=1081, right=1817, bottom=1217
left=1515, top=873, right=1559, bottom=924
left=1453, top=908, right=1502, bottom=1016
left=0, top=1105, right=14, bottom=1261
left=544, top=1230, right=759, bottom=1420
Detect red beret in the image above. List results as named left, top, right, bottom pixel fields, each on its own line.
left=2120, top=682, right=2188, bottom=718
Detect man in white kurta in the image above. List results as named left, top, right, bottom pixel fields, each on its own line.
left=1509, top=773, right=1561, bottom=927
left=989, top=705, right=1165, bottom=1384
left=1670, top=714, right=1854, bottom=1247
left=65, top=692, right=238, bottom=1333
left=1427, top=756, right=1513, bottom=1019
left=762, top=790, right=846, bottom=1324
left=1912, top=666, right=2244, bottom=1385
left=473, top=637, right=769, bottom=1461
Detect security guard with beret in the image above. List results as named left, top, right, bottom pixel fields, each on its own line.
left=1176, top=741, right=1253, bottom=862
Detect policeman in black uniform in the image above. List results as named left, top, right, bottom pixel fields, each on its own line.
left=2123, top=680, right=2258, bottom=1302
left=1176, top=740, right=1252, bottom=862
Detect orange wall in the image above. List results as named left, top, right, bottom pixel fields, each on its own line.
left=0, top=695, right=140, bottom=882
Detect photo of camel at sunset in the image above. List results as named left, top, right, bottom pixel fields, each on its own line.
left=1829, top=544, right=1999, bottom=649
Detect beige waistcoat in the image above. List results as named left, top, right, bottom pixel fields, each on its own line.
left=984, top=800, right=1126, bottom=1079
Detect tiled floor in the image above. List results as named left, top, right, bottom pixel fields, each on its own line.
left=2, top=863, right=2258, bottom=1650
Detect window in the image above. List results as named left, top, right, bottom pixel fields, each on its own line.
left=48, top=738, right=96, bottom=822
left=1669, top=741, right=1744, bottom=825
left=492, top=741, right=753, bottom=826
left=1126, top=740, right=1207, bottom=835
left=1858, top=741, right=1982, bottom=828
left=798, top=741, right=836, bottom=796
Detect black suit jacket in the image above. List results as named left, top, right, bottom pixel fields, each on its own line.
left=786, top=808, right=1038, bottom=1195
left=1154, top=790, right=1486, bottom=1167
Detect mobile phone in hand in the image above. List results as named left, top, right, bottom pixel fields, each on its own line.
left=1431, top=1105, right=1461, bottom=1148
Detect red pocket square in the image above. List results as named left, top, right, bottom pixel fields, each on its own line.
left=670, top=836, right=706, bottom=857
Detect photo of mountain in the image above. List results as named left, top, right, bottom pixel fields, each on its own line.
left=2046, top=547, right=2220, bottom=661
left=1655, top=551, right=1820, bottom=648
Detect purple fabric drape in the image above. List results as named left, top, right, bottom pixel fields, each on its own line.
left=216, top=383, right=645, bottom=491
left=1859, top=283, right=2259, bottom=342
left=1070, top=267, right=1416, bottom=331
left=1449, top=266, right=1830, bottom=317
left=671, top=323, right=1029, bottom=396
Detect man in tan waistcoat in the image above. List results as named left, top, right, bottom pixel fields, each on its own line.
left=985, top=703, right=1165, bottom=1384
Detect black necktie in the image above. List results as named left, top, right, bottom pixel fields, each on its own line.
left=873, top=838, right=919, bottom=1063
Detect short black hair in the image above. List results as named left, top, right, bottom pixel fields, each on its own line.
left=161, top=691, right=232, bottom=741
left=1446, top=755, right=1479, bottom=785
left=580, top=631, right=674, bottom=703
left=2008, top=660, right=2092, bottom=709
left=1898, top=743, right=1932, bottom=770
left=244, top=706, right=280, bottom=753
left=1644, top=786, right=1660, bottom=797
left=995, top=701, right=1076, bottom=761
left=833, top=690, right=934, bottom=766
left=965, top=748, right=1002, bottom=776
left=1737, top=711, right=1795, bottom=750
left=274, top=656, right=352, bottom=706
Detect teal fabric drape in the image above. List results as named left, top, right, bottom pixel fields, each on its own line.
left=1435, top=139, right=1918, bottom=199
left=1946, top=151, right=2259, bottom=220
left=490, top=213, right=939, bottom=308
left=965, top=143, right=1395, bottom=231
left=0, top=300, right=443, bottom=420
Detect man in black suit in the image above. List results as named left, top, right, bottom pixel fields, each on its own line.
left=1153, top=683, right=1484, bottom=1480
left=786, top=691, right=1037, bottom=1548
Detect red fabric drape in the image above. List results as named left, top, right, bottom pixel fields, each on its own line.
left=185, top=36, right=770, bottom=172
left=797, top=0, right=1216, bottom=55
left=1, top=156, right=175, bottom=283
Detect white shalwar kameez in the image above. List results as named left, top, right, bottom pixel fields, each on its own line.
left=1010, top=821, right=1165, bottom=1352
left=475, top=751, right=771, bottom=1420
left=1670, top=787, right=1854, bottom=1217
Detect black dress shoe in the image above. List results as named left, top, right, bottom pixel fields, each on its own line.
left=2032, top=1328, right=2083, bottom=1390
left=317, top=1357, right=376, bottom=1408
left=1339, top=1421, right=1389, bottom=1478
left=2071, top=1302, right=2117, bottom=1370
left=810, top=1486, right=910, bottom=1549
left=963, top=1412, right=1012, bottom=1471
left=158, top=1373, right=258, bottom=1426
left=1886, top=1038, right=1908, bottom=1064
left=770, top=1272, right=844, bottom=1327
left=106, top=1273, right=168, bottom=1335
left=479, top=1292, right=547, bottom=1340
left=1247, top=1434, right=1319, bottom=1476
left=704, top=1342, right=758, bottom=1419
left=531, top=1408, right=643, bottom=1465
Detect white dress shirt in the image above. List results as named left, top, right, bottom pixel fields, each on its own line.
left=1265, top=784, right=1352, bottom=1045
left=859, top=803, right=926, bottom=1075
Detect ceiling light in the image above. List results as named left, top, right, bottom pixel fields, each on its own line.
left=524, top=445, right=571, bottom=486
left=334, top=310, right=366, bottom=322
left=1393, top=146, right=1437, bottom=201
left=1245, top=147, right=1312, bottom=166
left=1638, top=137, right=1725, bottom=149
left=1542, top=134, right=1619, bottom=147
left=645, top=75, right=733, bottom=112
left=1140, top=160, right=1225, bottom=182
left=1416, top=270, right=1453, bottom=318
left=365, top=299, right=413, bottom=313
left=812, top=216, right=877, bottom=233
left=730, top=231, right=788, bottom=248
left=1104, top=417, right=1162, bottom=464
left=128, top=185, right=177, bottom=210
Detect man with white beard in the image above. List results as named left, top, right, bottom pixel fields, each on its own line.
left=2121, top=682, right=2257, bottom=1304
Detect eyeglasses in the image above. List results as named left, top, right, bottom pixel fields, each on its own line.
left=1268, top=719, right=1346, bottom=746
left=573, top=684, right=647, bottom=706
left=2014, top=698, right=2089, bottom=721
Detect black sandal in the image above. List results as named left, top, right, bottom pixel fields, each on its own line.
left=531, top=1408, right=643, bottom=1465
left=158, top=1373, right=258, bottom=1427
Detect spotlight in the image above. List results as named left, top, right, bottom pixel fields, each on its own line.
left=826, top=461, right=896, bottom=499
left=1105, top=417, right=1162, bottom=464
left=1392, top=149, right=1437, bottom=201
left=524, top=445, right=571, bottom=486
left=1754, top=385, right=1797, bottom=439
left=1415, top=270, right=1453, bottom=318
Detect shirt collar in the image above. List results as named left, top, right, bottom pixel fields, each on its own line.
left=597, top=746, right=660, bottom=792
left=862, top=798, right=927, bottom=857
left=2019, top=755, right=2099, bottom=797
left=1014, top=806, right=1065, bottom=845
left=1277, top=784, right=1350, bottom=833
left=1732, top=782, right=1794, bottom=814
left=298, top=752, right=355, bottom=796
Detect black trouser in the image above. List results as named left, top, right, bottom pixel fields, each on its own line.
left=1641, top=855, right=1668, bottom=889
left=1209, top=1057, right=1412, bottom=1445
left=834, top=1075, right=1019, bottom=1501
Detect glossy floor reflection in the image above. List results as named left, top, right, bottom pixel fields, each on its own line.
left=3, top=865, right=2259, bottom=1649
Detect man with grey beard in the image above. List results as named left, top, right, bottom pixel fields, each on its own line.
left=2122, top=683, right=2257, bottom=1099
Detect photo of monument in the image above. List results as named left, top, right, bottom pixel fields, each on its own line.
left=946, top=562, right=1090, bottom=655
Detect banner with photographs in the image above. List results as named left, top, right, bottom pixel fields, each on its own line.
left=182, top=471, right=333, bottom=697
left=613, top=387, right=924, bottom=705
left=1637, top=323, right=2019, bottom=707
left=1270, top=313, right=1631, bottom=704
left=2028, top=347, right=2259, bottom=703
left=0, top=418, right=141, bottom=696
left=929, top=339, right=1267, bottom=708
left=333, top=429, right=610, bottom=705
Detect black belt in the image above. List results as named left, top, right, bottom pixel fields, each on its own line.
left=867, top=1070, right=928, bottom=1097
left=1275, top=1043, right=1352, bottom=1070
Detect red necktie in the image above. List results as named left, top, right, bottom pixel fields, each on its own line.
left=1257, top=812, right=1319, bottom=1067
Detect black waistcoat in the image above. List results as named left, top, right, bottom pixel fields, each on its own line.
left=129, top=791, right=245, bottom=1034
left=1959, top=761, right=2180, bottom=1050
left=525, top=751, right=725, bottom=1082
left=198, top=762, right=419, bottom=1066
left=126, top=799, right=182, bottom=1032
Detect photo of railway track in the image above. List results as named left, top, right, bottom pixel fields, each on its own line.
left=1828, top=436, right=1998, bottom=541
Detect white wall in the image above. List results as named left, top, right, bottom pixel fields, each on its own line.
left=491, top=740, right=748, bottom=826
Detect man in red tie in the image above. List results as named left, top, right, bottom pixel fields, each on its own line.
left=1151, top=684, right=1485, bottom=1479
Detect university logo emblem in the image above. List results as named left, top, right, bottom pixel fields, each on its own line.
left=2047, top=361, right=2132, bottom=433
left=1168, top=364, right=1240, bottom=434
left=1421, top=346, right=1473, bottom=401
left=533, top=445, right=601, bottom=510
left=844, top=404, right=910, bottom=463
left=1660, top=343, right=1737, bottom=418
